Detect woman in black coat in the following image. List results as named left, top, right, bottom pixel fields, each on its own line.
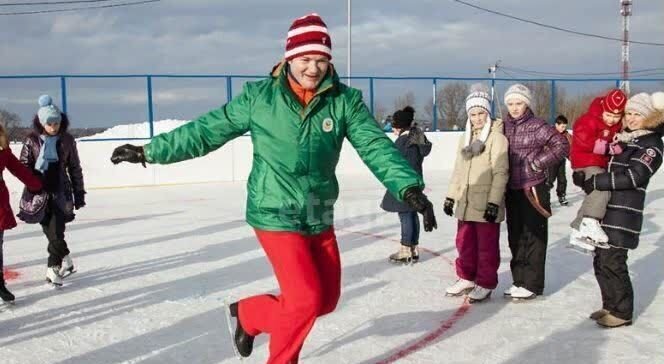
left=381, top=106, right=432, bottom=264
left=574, top=92, right=664, bottom=328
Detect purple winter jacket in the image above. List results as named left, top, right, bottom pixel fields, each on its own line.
left=503, top=109, right=569, bottom=190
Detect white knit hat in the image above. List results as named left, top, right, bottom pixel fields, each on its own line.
left=626, top=93, right=657, bottom=118
left=504, top=83, right=532, bottom=107
left=465, top=83, right=491, bottom=115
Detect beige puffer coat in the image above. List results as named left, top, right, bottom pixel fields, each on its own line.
left=446, top=119, right=509, bottom=222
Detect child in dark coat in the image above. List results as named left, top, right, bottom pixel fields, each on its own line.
left=381, top=106, right=432, bottom=263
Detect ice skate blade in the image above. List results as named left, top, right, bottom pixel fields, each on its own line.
left=223, top=302, right=244, bottom=361
left=61, top=269, right=77, bottom=279
left=511, top=295, right=537, bottom=302
left=445, top=287, right=474, bottom=297
left=566, top=244, right=595, bottom=256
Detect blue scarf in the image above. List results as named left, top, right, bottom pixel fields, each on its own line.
left=36, top=135, right=59, bottom=173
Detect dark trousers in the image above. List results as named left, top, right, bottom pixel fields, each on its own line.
left=505, top=184, right=550, bottom=295
left=547, top=160, right=567, bottom=198
left=594, top=247, right=633, bottom=320
left=41, top=201, right=70, bottom=268
left=398, top=211, right=420, bottom=246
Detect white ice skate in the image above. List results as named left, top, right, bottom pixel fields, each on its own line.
left=59, top=255, right=76, bottom=278
left=579, top=218, right=610, bottom=249
left=445, top=279, right=475, bottom=297
left=511, top=286, right=536, bottom=301
left=503, top=284, right=517, bottom=297
left=568, top=228, right=596, bottom=255
left=468, top=286, right=492, bottom=303
left=45, top=267, right=63, bottom=287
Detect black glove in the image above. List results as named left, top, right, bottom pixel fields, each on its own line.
left=582, top=176, right=596, bottom=195
left=443, top=198, right=455, bottom=216
left=74, top=191, right=86, bottom=210
left=483, top=203, right=499, bottom=223
left=403, top=187, right=437, bottom=232
left=572, top=171, right=586, bottom=188
left=111, top=144, right=146, bottom=167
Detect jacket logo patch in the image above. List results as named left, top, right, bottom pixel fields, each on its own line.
left=322, top=118, right=334, bottom=132
left=646, top=149, right=656, bottom=157
left=641, top=154, right=653, bottom=165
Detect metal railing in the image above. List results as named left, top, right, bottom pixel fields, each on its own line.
left=1, top=74, right=663, bottom=141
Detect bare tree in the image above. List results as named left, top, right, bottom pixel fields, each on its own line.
left=0, top=108, right=23, bottom=142
left=439, top=82, right=469, bottom=130
left=394, top=91, right=416, bottom=111
left=373, top=101, right=388, bottom=125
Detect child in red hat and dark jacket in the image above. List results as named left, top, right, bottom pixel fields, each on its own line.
left=569, top=89, right=626, bottom=253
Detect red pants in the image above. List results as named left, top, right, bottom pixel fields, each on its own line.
left=239, top=228, right=341, bottom=364
left=455, top=221, right=500, bottom=289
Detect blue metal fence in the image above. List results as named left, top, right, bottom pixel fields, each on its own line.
left=1, top=74, right=663, bottom=141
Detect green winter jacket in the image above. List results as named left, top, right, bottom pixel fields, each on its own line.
left=144, top=61, right=424, bottom=234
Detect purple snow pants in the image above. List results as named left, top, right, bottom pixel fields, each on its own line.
left=454, top=220, right=501, bottom=289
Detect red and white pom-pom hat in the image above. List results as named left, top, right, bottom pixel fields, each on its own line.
left=285, top=13, right=332, bottom=61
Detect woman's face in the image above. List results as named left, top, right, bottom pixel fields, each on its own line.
left=44, top=122, right=61, bottom=136
left=624, top=110, right=646, bottom=131
left=506, top=99, right=528, bottom=119
left=469, top=107, right=488, bottom=129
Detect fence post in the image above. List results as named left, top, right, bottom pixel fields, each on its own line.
left=147, top=76, right=154, bottom=138
left=432, top=78, right=438, bottom=131
left=60, top=76, right=68, bottom=114
left=369, top=77, right=374, bottom=116
left=490, top=78, right=496, bottom=117
left=227, top=76, right=233, bottom=102
left=550, top=80, right=556, bottom=124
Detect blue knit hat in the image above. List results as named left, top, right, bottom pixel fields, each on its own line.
left=37, top=95, right=62, bottom=125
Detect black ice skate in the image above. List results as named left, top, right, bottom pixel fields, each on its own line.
left=558, top=195, right=569, bottom=206
left=0, top=282, right=15, bottom=304
left=225, top=302, right=254, bottom=359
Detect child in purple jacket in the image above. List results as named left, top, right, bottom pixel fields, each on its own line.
left=502, top=84, right=569, bottom=300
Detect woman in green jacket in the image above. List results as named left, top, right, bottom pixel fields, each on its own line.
left=111, top=13, right=436, bottom=364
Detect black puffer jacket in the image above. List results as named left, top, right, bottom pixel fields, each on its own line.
left=381, top=127, right=432, bottom=212
left=595, top=131, right=663, bottom=249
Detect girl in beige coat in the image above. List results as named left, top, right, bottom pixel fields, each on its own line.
left=443, top=84, right=509, bottom=303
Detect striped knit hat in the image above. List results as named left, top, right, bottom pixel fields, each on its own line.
left=465, top=83, right=492, bottom=115
left=285, top=13, right=332, bottom=61
left=503, top=83, right=532, bottom=107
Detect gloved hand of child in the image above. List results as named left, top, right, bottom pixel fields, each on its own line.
left=593, top=139, right=609, bottom=155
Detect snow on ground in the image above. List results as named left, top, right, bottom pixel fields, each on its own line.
left=83, top=119, right=190, bottom=139
left=1, top=170, right=663, bottom=364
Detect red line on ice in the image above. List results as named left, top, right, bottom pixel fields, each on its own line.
left=339, top=229, right=471, bottom=364
left=3, top=268, right=20, bottom=281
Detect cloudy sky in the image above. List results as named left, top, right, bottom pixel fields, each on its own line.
left=0, top=0, right=663, bottom=128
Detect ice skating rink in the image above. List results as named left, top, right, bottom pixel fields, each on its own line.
left=1, top=170, right=663, bottom=364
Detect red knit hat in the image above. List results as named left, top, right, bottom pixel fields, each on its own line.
left=285, top=13, right=332, bottom=61
left=602, top=89, right=627, bottom=114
